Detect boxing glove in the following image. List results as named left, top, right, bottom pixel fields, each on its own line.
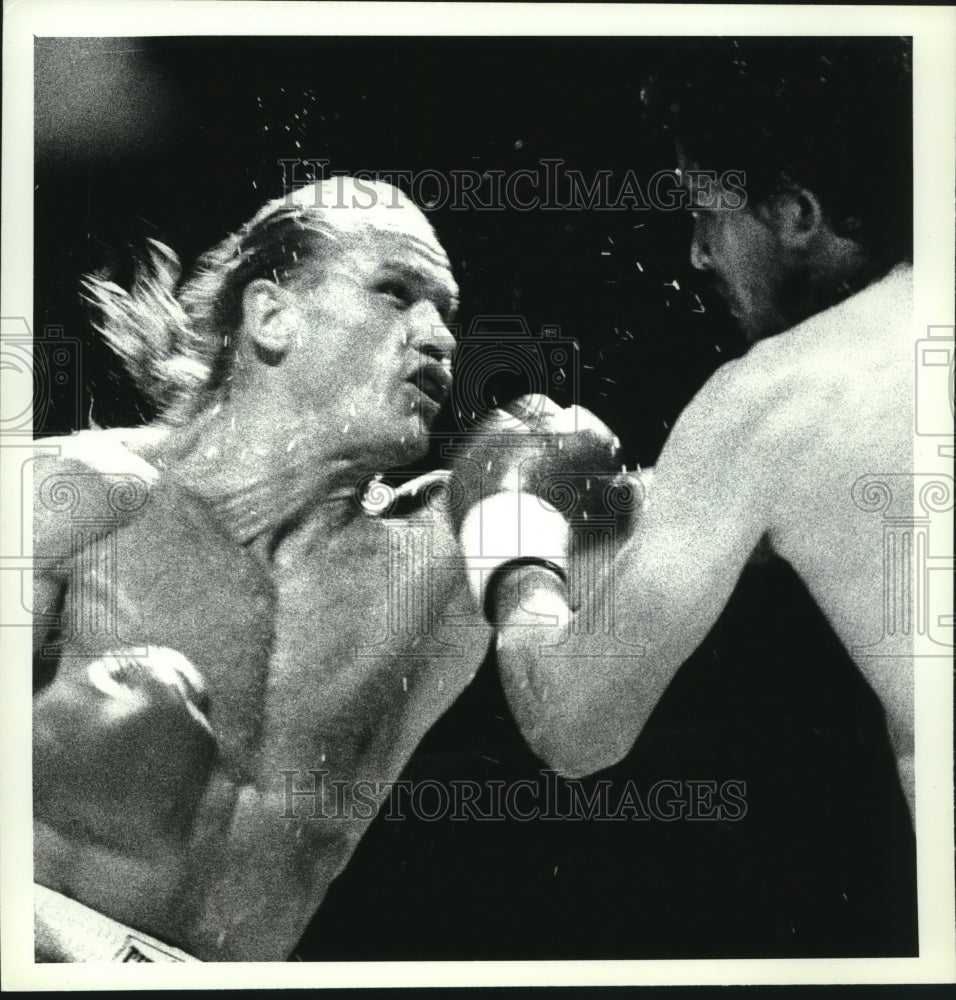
left=34, top=646, right=217, bottom=849
left=454, top=395, right=642, bottom=616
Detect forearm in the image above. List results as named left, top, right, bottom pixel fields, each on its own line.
left=493, top=499, right=719, bottom=777
left=489, top=466, right=656, bottom=775
left=480, top=369, right=775, bottom=779
left=493, top=562, right=650, bottom=776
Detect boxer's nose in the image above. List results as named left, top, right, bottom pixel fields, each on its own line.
left=410, top=302, right=456, bottom=365
left=690, top=220, right=710, bottom=272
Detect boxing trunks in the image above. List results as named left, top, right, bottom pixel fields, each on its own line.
left=34, top=884, right=199, bottom=963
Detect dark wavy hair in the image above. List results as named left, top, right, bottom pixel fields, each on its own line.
left=642, top=37, right=912, bottom=261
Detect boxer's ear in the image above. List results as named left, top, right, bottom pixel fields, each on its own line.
left=241, top=279, right=293, bottom=360
left=759, top=185, right=826, bottom=250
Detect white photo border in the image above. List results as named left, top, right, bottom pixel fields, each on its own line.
left=2, top=1, right=953, bottom=989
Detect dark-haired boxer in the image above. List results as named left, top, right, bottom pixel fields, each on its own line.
left=470, top=39, right=920, bottom=825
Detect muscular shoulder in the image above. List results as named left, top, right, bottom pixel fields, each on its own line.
left=744, top=263, right=912, bottom=387
left=653, top=335, right=826, bottom=535
left=671, top=265, right=914, bottom=494
left=33, top=426, right=166, bottom=562
left=667, top=348, right=798, bottom=470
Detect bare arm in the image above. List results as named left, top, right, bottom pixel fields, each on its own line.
left=32, top=444, right=80, bottom=669
left=32, top=431, right=160, bottom=673
left=495, top=361, right=775, bottom=775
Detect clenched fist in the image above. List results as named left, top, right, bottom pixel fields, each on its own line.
left=453, top=395, right=643, bottom=615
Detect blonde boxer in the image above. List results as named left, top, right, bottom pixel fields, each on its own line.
left=33, top=179, right=613, bottom=961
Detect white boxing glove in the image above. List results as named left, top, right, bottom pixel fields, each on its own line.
left=458, top=490, right=570, bottom=617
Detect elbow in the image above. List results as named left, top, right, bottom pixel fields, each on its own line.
left=498, top=638, right=638, bottom=777
left=523, top=717, right=633, bottom=779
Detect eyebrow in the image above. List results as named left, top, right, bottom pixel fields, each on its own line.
left=379, top=261, right=460, bottom=319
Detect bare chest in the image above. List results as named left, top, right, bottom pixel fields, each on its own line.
left=263, top=512, right=488, bottom=780
left=61, top=487, right=486, bottom=784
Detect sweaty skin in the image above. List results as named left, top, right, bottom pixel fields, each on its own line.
left=496, top=262, right=916, bottom=821
left=33, top=207, right=492, bottom=961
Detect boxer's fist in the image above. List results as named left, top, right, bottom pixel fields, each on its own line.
left=505, top=395, right=638, bottom=524
left=453, top=395, right=642, bottom=616
left=454, top=394, right=639, bottom=526
left=34, top=647, right=218, bottom=848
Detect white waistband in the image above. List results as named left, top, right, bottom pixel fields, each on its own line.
left=34, top=883, right=198, bottom=962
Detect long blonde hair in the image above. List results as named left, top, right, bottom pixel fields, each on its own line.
left=81, top=189, right=344, bottom=425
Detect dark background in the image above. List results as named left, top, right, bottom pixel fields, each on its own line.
left=34, top=36, right=916, bottom=959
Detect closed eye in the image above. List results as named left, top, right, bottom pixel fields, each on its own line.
left=377, top=280, right=413, bottom=308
